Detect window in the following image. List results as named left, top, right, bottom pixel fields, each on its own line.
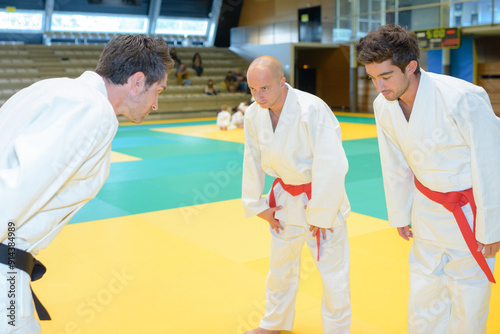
left=156, top=18, right=208, bottom=36
left=51, top=13, right=148, bottom=33
left=0, top=10, right=43, bottom=31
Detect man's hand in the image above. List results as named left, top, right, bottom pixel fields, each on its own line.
left=302, top=205, right=333, bottom=240
left=477, top=241, right=500, bottom=258
left=309, top=225, right=333, bottom=240
left=397, top=225, right=413, bottom=241
left=257, top=207, right=284, bottom=233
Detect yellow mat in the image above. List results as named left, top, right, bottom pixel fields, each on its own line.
left=153, top=125, right=246, bottom=143
left=152, top=122, right=377, bottom=143
left=36, top=119, right=499, bottom=333
left=37, top=200, right=500, bottom=334
left=110, top=151, right=142, bottom=163
left=120, top=117, right=217, bottom=126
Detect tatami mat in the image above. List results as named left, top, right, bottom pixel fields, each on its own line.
left=37, top=116, right=499, bottom=333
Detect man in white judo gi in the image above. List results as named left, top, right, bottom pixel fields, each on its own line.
left=356, top=24, right=500, bottom=333
left=241, top=56, right=351, bottom=334
left=0, top=34, right=173, bottom=333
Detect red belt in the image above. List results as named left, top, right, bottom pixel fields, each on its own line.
left=414, top=177, right=495, bottom=283
left=268, top=178, right=321, bottom=261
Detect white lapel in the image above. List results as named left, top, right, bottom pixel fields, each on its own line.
left=402, top=70, right=434, bottom=155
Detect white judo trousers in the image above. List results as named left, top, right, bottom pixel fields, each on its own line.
left=406, top=192, right=495, bottom=334
left=408, top=240, right=495, bottom=334
left=261, top=222, right=351, bottom=333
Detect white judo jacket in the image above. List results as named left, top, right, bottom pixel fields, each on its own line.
left=374, top=69, right=500, bottom=249
left=0, top=71, right=118, bottom=254
left=242, top=84, right=350, bottom=230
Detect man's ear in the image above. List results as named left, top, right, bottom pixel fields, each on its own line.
left=129, top=72, right=146, bottom=93
left=407, top=60, right=418, bottom=74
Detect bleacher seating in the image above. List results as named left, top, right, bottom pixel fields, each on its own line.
left=0, top=44, right=252, bottom=120
left=42, top=32, right=208, bottom=47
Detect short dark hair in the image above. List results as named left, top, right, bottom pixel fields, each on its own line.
left=356, top=25, right=420, bottom=74
left=96, top=34, right=174, bottom=88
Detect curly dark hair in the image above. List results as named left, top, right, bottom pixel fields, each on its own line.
left=96, top=34, right=174, bottom=88
left=356, top=25, right=420, bottom=74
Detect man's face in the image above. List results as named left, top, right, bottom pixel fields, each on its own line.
left=125, top=74, right=167, bottom=123
left=247, top=67, right=283, bottom=110
left=365, top=59, right=410, bottom=101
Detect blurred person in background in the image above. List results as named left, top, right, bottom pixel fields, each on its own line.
left=217, top=104, right=231, bottom=130
left=192, top=52, right=203, bottom=76
left=176, top=63, right=191, bottom=86
left=225, top=70, right=238, bottom=93
left=205, top=79, right=218, bottom=95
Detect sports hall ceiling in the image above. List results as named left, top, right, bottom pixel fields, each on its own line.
left=5, top=0, right=215, bottom=19
left=2, top=0, right=242, bottom=46
left=159, top=0, right=214, bottom=18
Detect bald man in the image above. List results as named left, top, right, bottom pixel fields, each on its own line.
left=241, top=56, right=351, bottom=334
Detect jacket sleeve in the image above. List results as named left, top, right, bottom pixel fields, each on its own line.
left=454, top=88, right=500, bottom=244
left=374, top=107, right=414, bottom=228
left=0, top=96, right=116, bottom=243
left=241, top=113, right=268, bottom=217
left=304, top=102, right=348, bottom=229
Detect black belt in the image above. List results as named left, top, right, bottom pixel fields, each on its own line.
left=0, top=243, right=51, bottom=320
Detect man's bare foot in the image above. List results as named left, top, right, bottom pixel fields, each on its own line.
left=243, top=328, right=280, bottom=334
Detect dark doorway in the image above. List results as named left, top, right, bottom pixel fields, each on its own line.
left=297, top=67, right=317, bottom=95
left=298, top=6, right=322, bottom=43
left=295, top=46, right=350, bottom=109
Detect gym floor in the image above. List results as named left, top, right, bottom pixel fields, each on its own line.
left=37, top=113, right=499, bottom=333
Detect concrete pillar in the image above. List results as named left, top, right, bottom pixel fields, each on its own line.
left=350, top=43, right=358, bottom=113
left=43, top=0, right=55, bottom=45
left=148, top=0, right=162, bottom=36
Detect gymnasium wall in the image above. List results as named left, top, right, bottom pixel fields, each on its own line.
left=238, top=0, right=334, bottom=27
left=230, top=43, right=293, bottom=81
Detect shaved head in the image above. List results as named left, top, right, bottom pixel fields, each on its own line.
left=247, top=55, right=288, bottom=112
left=248, top=56, right=284, bottom=83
